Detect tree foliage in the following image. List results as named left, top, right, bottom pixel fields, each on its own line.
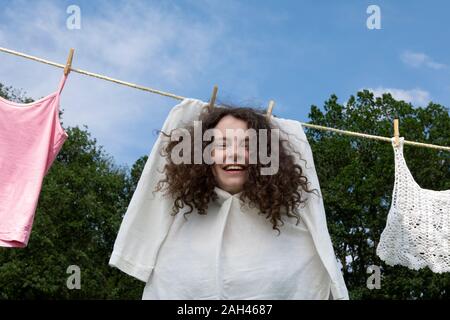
left=0, top=85, right=449, bottom=299
left=307, top=91, right=450, bottom=299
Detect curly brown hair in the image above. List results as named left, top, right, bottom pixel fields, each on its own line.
left=155, top=103, right=319, bottom=234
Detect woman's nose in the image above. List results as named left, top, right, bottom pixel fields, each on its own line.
left=226, top=139, right=244, bottom=162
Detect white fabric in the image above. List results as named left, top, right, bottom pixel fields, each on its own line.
left=109, top=98, right=349, bottom=299
left=141, top=186, right=331, bottom=300
left=377, top=137, right=450, bottom=273
left=272, top=117, right=349, bottom=299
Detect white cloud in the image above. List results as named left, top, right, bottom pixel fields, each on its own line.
left=0, top=0, right=281, bottom=165
left=0, top=0, right=228, bottom=166
left=364, top=87, right=431, bottom=105
left=400, top=51, right=446, bottom=70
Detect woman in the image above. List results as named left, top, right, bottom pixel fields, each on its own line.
left=109, top=98, right=348, bottom=300
left=156, top=105, right=318, bottom=234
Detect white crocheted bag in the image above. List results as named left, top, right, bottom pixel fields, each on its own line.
left=376, top=137, right=450, bottom=273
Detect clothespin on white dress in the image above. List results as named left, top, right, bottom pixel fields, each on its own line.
left=208, top=85, right=218, bottom=112
left=266, top=100, right=275, bottom=120
left=64, top=48, right=75, bottom=76
left=394, top=118, right=400, bottom=148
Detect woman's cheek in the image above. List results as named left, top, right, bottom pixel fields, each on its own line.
left=212, top=149, right=226, bottom=165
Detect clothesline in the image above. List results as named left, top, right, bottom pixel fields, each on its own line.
left=0, top=47, right=184, bottom=100
left=1, top=46, right=449, bottom=152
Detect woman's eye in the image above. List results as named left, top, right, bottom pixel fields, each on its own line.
left=240, top=141, right=249, bottom=149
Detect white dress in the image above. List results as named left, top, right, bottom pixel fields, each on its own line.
left=377, top=137, right=450, bottom=273
left=142, top=186, right=331, bottom=299
left=109, top=98, right=349, bottom=300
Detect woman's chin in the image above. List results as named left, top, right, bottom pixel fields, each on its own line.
left=219, top=181, right=245, bottom=194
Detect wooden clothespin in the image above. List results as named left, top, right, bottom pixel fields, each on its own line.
left=394, top=118, right=400, bottom=148
left=208, top=85, right=218, bottom=111
left=266, top=100, right=275, bottom=120
left=64, top=48, right=75, bottom=76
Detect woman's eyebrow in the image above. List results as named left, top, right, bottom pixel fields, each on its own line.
left=215, top=135, right=249, bottom=143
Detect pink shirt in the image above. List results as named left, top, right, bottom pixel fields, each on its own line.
left=0, top=74, right=69, bottom=247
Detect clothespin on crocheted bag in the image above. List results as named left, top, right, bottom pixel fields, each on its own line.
left=393, top=118, right=400, bottom=148
left=266, top=100, right=275, bottom=120
left=208, top=85, right=218, bottom=112
left=64, top=48, right=74, bottom=76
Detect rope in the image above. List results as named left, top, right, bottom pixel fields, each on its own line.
left=301, top=122, right=450, bottom=152
left=0, top=47, right=184, bottom=100
left=1, top=46, right=449, bottom=152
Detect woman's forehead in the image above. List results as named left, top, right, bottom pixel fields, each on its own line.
left=214, top=115, right=248, bottom=131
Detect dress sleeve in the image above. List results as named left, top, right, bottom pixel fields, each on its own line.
left=272, top=117, right=349, bottom=299
left=292, top=121, right=349, bottom=300
left=109, top=99, right=209, bottom=282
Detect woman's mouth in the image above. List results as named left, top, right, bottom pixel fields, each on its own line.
left=221, top=164, right=247, bottom=174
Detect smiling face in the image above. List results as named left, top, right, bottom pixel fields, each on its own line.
left=211, top=115, right=250, bottom=194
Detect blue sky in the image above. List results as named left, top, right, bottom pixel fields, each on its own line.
left=0, top=0, right=449, bottom=167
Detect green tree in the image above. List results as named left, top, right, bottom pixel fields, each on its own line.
left=307, top=91, right=450, bottom=299
left=1, top=83, right=449, bottom=299
left=0, top=85, right=146, bottom=299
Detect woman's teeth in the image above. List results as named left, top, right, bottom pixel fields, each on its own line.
left=223, top=165, right=246, bottom=171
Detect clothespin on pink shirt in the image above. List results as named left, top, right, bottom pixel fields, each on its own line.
left=394, top=118, right=400, bottom=148
left=64, top=48, right=75, bottom=76
left=266, top=100, right=275, bottom=120
left=208, top=85, right=218, bottom=112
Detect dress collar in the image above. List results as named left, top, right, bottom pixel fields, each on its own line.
left=214, top=186, right=244, bottom=205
